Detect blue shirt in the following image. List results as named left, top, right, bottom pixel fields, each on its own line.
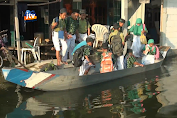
left=72, top=41, right=87, bottom=55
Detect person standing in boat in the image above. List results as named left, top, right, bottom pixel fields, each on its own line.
left=78, top=9, right=91, bottom=42
left=61, top=10, right=80, bottom=64
left=79, top=37, right=95, bottom=76
left=142, top=39, right=159, bottom=65
left=51, top=8, right=67, bottom=66
left=109, top=23, right=125, bottom=70
left=129, top=18, right=148, bottom=57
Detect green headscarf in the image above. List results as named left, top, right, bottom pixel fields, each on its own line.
left=133, top=18, right=143, bottom=35
left=148, top=39, right=154, bottom=44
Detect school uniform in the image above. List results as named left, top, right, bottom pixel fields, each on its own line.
left=79, top=45, right=92, bottom=76
left=61, top=16, right=78, bottom=61
left=78, top=19, right=91, bottom=42
left=109, top=30, right=125, bottom=70
left=52, top=16, right=66, bottom=51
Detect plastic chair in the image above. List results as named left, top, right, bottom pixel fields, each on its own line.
left=91, top=24, right=109, bottom=48
left=21, top=37, right=40, bottom=65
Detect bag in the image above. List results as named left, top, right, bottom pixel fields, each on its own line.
left=152, top=45, right=159, bottom=60
left=111, top=32, right=123, bottom=56
left=100, top=52, right=113, bottom=73
left=72, top=45, right=85, bottom=67
left=140, top=24, right=147, bottom=44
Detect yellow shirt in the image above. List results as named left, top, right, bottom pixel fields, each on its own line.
left=52, top=16, right=66, bottom=32
left=108, top=30, right=124, bottom=44
left=78, top=19, right=91, bottom=34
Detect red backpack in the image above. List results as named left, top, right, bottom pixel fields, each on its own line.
left=100, top=52, right=113, bottom=73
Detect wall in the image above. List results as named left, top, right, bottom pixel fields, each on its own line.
left=128, top=0, right=145, bottom=27
left=161, top=0, right=177, bottom=49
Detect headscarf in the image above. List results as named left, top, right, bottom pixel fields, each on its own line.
left=133, top=18, right=143, bottom=35
left=148, top=39, right=154, bottom=44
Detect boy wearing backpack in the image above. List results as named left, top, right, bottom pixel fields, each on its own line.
left=109, top=23, right=125, bottom=70
left=51, top=8, right=68, bottom=66
left=100, top=43, right=115, bottom=73
left=142, top=39, right=159, bottom=65
left=79, top=37, right=95, bottom=76
left=125, top=49, right=144, bottom=68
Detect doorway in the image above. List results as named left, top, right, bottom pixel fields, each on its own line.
left=82, top=0, right=107, bottom=25
left=145, top=0, right=161, bottom=44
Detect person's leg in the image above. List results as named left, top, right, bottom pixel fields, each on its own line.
left=52, top=32, right=61, bottom=66
left=60, top=38, right=69, bottom=64
left=69, top=35, right=76, bottom=61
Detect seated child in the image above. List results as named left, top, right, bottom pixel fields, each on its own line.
left=126, top=49, right=144, bottom=68
left=100, top=43, right=115, bottom=73
left=142, top=39, right=159, bottom=65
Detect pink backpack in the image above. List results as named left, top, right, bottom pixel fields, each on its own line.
left=146, top=45, right=159, bottom=60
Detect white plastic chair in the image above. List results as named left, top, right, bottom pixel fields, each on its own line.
left=21, top=37, right=40, bottom=65
left=91, top=24, right=109, bottom=48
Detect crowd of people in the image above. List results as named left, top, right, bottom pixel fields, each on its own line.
left=51, top=8, right=159, bottom=76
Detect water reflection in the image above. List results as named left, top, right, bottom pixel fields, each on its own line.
left=2, top=56, right=176, bottom=118
left=4, top=75, right=163, bottom=118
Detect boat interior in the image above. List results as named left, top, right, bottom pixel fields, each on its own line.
left=15, top=46, right=170, bottom=77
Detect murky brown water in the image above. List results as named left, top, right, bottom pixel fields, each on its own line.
left=0, top=56, right=177, bottom=118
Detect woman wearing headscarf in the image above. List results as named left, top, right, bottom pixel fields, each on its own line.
left=142, top=39, right=156, bottom=65
left=129, top=18, right=148, bottom=57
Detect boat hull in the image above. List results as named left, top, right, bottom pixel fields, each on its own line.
left=1, top=46, right=170, bottom=91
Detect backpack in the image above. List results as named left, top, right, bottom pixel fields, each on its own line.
left=111, top=32, right=123, bottom=56
left=100, top=52, right=113, bottom=73
left=72, top=45, right=86, bottom=67
left=145, top=45, right=160, bottom=60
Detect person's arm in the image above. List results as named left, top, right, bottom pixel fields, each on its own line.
left=130, top=56, right=144, bottom=67
left=108, top=33, right=113, bottom=44
left=120, top=33, right=125, bottom=46
left=129, top=25, right=134, bottom=32
left=87, top=22, right=91, bottom=35
left=51, top=18, right=58, bottom=29
left=134, top=62, right=144, bottom=67
left=84, top=47, right=95, bottom=65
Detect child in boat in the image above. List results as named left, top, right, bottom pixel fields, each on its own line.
left=126, top=49, right=144, bottom=68
left=142, top=39, right=158, bottom=65
left=100, top=43, right=115, bottom=73
left=79, top=37, right=95, bottom=76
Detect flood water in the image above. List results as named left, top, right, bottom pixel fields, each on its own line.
left=0, top=56, right=177, bottom=118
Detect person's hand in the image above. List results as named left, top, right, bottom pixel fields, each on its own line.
left=147, top=49, right=150, bottom=52
left=89, top=62, right=93, bottom=66
left=140, top=64, right=144, bottom=67
left=143, top=51, right=146, bottom=54
left=53, top=22, right=57, bottom=27
left=142, top=30, right=145, bottom=34
left=67, top=34, right=72, bottom=39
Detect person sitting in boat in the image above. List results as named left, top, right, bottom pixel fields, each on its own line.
left=125, top=49, right=144, bottom=69
left=79, top=37, right=95, bottom=76
left=100, top=43, right=115, bottom=73
left=109, top=23, right=124, bottom=70
left=142, top=39, right=159, bottom=65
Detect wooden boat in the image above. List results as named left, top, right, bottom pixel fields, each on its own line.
left=1, top=46, right=170, bottom=91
